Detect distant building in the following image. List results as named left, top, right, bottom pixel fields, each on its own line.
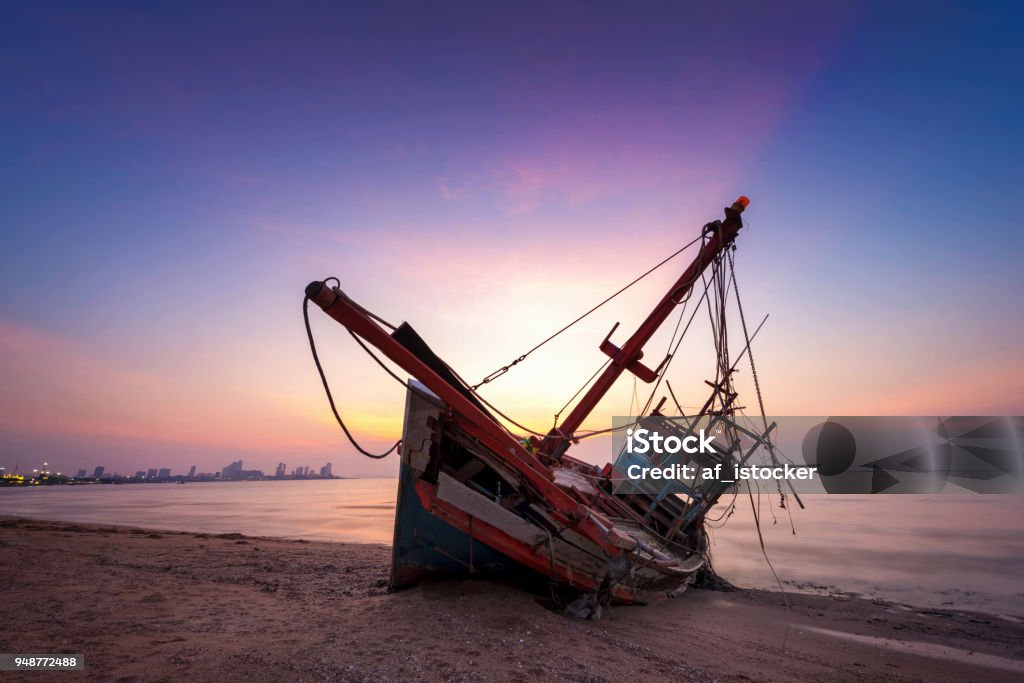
left=222, top=460, right=243, bottom=479
left=134, top=471, right=145, bottom=479
left=76, top=469, right=87, bottom=478
left=187, top=465, right=196, bottom=479
left=157, top=468, right=171, bottom=478
left=220, top=459, right=263, bottom=480
left=147, top=468, right=158, bottom=479
left=320, top=463, right=333, bottom=478
left=92, top=466, right=105, bottom=479
left=275, top=462, right=286, bottom=478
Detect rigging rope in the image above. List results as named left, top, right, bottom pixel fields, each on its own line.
left=559, top=267, right=715, bottom=442
left=728, top=250, right=770, bottom=444
left=470, top=233, right=704, bottom=390
left=728, top=250, right=796, bottom=526
left=553, top=356, right=612, bottom=426
left=729, top=250, right=799, bottom=529
left=665, top=380, right=687, bottom=417
left=595, top=245, right=719, bottom=443
left=434, top=358, right=552, bottom=437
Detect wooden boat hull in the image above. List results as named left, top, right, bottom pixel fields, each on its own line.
left=391, top=456, right=541, bottom=588
left=388, top=381, right=706, bottom=606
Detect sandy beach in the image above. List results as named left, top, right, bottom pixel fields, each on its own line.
left=1, top=516, right=1021, bottom=681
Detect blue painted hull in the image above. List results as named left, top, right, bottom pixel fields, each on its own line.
left=390, top=459, right=539, bottom=589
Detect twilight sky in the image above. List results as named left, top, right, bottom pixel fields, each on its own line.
left=1, top=1, right=1022, bottom=478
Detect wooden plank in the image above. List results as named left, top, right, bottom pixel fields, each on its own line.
left=435, top=472, right=546, bottom=547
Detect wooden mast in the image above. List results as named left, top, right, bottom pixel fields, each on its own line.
left=539, top=197, right=750, bottom=460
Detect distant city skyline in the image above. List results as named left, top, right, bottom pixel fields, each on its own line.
left=1, top=458, right=336, bottom=482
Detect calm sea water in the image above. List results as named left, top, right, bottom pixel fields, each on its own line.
left=1, top=480, right=1021, bottom=617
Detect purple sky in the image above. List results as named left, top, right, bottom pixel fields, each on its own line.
left=1, top=2, right=1022, bottom=477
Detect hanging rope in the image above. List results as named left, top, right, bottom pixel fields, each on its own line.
left=303, top=287, right=401, bottom=459
left=728, top=251, right=770, bottom=441
left=747, top=479, right=790, bottom=612
left=729, top=250, right=800, bottom=527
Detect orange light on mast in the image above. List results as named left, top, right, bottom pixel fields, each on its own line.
left=728, top=196, right=750, bottom=214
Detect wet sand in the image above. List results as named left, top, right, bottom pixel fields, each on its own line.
left=1, top=516, right=1021, bottom=682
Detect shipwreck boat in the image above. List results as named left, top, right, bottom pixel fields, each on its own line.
left=304, top=196, right=792, bottom=616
